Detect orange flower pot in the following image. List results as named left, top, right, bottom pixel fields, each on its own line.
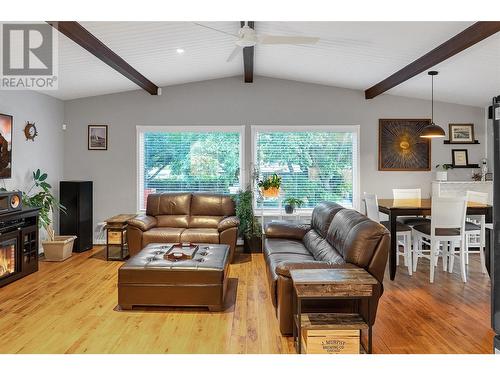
left=260, top=187, right=280, bottom=198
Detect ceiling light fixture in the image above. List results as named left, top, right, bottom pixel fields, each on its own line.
left=420, top=71, right=446, bottom=139
left=176, top=48, right=185, bottom=55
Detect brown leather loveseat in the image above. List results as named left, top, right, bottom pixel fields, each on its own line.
left=264, top=202, right=390, bottom=335
left=127, top=193, right=240, bottom=262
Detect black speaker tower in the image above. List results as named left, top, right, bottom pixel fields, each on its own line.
left=59, top=181, right=93, bottom=252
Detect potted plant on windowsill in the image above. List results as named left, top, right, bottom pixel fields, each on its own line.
left=22, top=169, right=73, bottom=261
left=234, top=189, right=262, bottom=253
left=258, top=173, right=282, bottom=198
left=283, top=197, right=304, bottom=214
left=435, top=164, right=453, bottom=181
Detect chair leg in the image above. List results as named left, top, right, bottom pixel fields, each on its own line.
left=449, top=241, right=455, bottom=273
left=460, top=236, right=467, bottom=283
left=405, top=234, right=412, bottom=276
left=442, top=241, right=448, bottom=272
left=430, top=239, right=436, bottom=283
left=412, top=235, right=419, bottom=273
left=465, top=234, right=470, bottom=265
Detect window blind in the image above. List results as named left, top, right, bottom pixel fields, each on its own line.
left=138, top=128, right=242, bottom=210
left=254, top=129, right=358, bottom=209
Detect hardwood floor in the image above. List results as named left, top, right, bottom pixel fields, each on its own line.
left=0, top=247, right=494, bottom=354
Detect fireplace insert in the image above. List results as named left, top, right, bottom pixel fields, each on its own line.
left=0, top=207, right=40, bottom=288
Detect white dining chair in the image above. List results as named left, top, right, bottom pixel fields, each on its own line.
left=458, top=191, right=487, bottom=274
left=393, top=188, right=431, bottom=226
left=364, top=192, right=413, bottom=275
left=412, top=196, right=468, bottom=283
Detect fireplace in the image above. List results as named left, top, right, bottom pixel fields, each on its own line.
left=0, top=239, right=16, bottom=279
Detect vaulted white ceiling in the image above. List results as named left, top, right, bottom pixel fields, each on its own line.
left=40, top=21, right=500, bottom=106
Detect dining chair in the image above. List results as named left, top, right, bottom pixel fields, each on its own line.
left=393, top=188, right=431, bottom=226
left=412, top=196, right=468, bottom=283
left=364, top=192, right=413, bottom=275
left=454, top=191, right=487, bottom=274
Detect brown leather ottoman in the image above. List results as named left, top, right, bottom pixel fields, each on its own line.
left=118, top=243, right=230, bottom=311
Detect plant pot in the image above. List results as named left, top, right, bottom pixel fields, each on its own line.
left=42, top=236, right=77, bottom=261
left=436, top=171, right=448, bottom=181
left=260, top=187, right=280, bottom=198
left=243, top=235, right=262, bottom=253
left=284, top=204, right=295, bottom=214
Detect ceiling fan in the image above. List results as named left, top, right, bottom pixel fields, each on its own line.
left=194, top=22, right=320, bottom=62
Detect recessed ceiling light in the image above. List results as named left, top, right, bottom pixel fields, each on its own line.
left=176, top=48, right=185, bottom=55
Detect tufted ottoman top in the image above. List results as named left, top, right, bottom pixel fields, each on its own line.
left=118, top=243, right=230, bottom=285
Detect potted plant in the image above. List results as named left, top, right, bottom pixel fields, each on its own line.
left=22, top=169, right=74, bottom=261
left=283, top=197, right=304, bottom=214
left=234, top=189, right=262, bottom=253
left=435, top=164, right=453, bottom=181
left=258, top=173, right=282, bottom=198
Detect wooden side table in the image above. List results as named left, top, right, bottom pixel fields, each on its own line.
left=104, top=214, right=136, bottom=261
left=290, top=268, right=378, bottom=354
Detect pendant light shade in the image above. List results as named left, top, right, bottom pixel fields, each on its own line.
left=420, top=71, right=446, bottom=139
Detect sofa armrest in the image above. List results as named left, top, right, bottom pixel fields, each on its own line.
left=127, top=215, right=157, bottom=231
left=276, top=261, right=356, bottom=278
left=265, top=221, right=310, bottom=241
left=218, top=216, right=240, bottom=232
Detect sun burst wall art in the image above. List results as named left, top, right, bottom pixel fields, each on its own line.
left=378, top=119, right=431, bottom=171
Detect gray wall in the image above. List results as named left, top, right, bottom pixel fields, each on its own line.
left=0, top=90, right=65, bottom=234
left=63, top=76, right=486, bottom=230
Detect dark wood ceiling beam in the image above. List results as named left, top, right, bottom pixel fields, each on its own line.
left=47, top=21, right=160, bottom=95
left=365, top=21, right=500, bottom=99
left=241, top=21, right=254, bottom=83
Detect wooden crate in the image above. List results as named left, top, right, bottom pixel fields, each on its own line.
left=302, top=329, right=360, bottom=354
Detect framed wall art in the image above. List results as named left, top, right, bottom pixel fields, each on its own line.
left=448, top=123, right=475, bottom=143
left=88, top=125, right=108, bottom=150
left=452, top=149, right=469, bottom=167
left=0, top=113, right=13, bottom=178
left=378, top=118, right=431, bottom=171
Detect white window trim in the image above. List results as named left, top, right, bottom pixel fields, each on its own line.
left=251, top=125, right=361, bottom=211
left=136, top=125, right=246, bottom=212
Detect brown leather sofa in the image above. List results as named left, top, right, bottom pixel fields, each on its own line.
left=127, top=193, right=240, bottom=262
left=264, top=202, right=390, bottom=335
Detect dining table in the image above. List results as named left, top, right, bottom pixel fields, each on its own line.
left=377, top=198, right=493, bottom=280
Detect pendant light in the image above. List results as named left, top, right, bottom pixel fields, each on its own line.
left=420, top=71, right=446, bottom=138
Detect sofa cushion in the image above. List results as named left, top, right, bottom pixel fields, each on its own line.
left=265, top=252, right=315, bottom=306
left=310, top=202, right=344, bottom=237
left=180, top=228, right=220, bottom=243
left=265, top=221, right=311, bottom=241
left=191, top=193, right=235, bottom=217
left=264, top=238, right=311, bottom=258
left=157, top=215, right=189, bottom=228
left=303, top=229, right=345, bottom=263
left=142, top=227, right=185, bottom=246
left=146, top=193, right=191, bottom=216
left=189, top=216, right=223, bottom=228
left=326, top=209, right=388, bottom=268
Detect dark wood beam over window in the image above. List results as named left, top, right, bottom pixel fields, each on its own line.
left=47, top=21, right=160, bottom=95
left=365, top=22, right=500, bottom=99
left=241, top=21, right=255, bottom=83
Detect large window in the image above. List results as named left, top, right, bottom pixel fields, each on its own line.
left=253, top=126, right=359, bottom=210
left=137, top=126, right=243, bottom=210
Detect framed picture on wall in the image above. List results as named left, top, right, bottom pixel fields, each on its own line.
left=88, top=125, right=108, bottom=150
left=0, top=113, right=13, bottom=178
left=448, top=123, right=475, bottom=143
left=452, top=149, right=469, bottom=167
left=378, top=118, right=431, bottom=171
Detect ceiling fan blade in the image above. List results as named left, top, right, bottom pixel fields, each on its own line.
left=193, top=22, right=239, bottom=37
left=227, top=46, right=243, bottom=62
left=258, top=35, right=319, bottom=45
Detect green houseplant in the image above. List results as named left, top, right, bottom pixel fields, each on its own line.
left=283, top=197, right=304, bottom=214
left=22, top=169, right=66, bottom=232
left=435, top=164, right=453, bottom=181
left=258, top=173, right=282, bottom=198
left=234, top=189, right=262, bottom=253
